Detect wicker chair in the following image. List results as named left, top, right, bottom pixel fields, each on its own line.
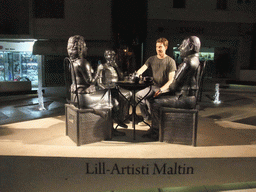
left=159, top=61, right=206, bottom=146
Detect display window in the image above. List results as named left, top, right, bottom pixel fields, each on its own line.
left=0, top=41, right=39, bottom=87
left=173, top=47, right=214, bottom=65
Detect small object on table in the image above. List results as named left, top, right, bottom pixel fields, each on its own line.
left=125, top=72, right=142, bottom=84
left=143, top=76, right=153, bottom=83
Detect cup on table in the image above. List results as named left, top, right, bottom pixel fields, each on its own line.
left=144, top=76, right=153, bottom=83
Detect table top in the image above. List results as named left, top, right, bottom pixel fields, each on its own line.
left=116, top=81, right=153, bottom=91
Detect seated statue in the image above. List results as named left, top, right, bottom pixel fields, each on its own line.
left=148, top=36, right=201, bottom=138
left=67, top=35, right=109, bottom=109
left=97, top=50, right=119, bottom=89
left=97, top=50, right=132, bottom=133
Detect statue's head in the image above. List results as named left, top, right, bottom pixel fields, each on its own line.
left=67, top=35, right=88, bottom=60
left=179, top=36, right=201, bottom=57
left=104, top=50, right=116, bottom=62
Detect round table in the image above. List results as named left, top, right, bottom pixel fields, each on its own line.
left=116, top=81, right=153, bottom=140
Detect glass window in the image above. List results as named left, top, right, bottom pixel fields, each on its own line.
left=33, top=0, right=65, bottom=18
left=217, top=0, right=227, bottom=10
left=173, top=47, right=215, bottom=65
left=173, top=0, right=186, bottom=8
left=0, top=51, right=39, bottom=87
left=0, top=53, right=4, bottom=81
left=238, top=0, right=251, bottom=3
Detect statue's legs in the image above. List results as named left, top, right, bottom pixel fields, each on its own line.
left=71, top=90, right=110, bottom=109
left=143, top=95, right=197, bottom=140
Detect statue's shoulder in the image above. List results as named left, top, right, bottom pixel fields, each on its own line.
left=77, top=59, right=91, bottom=67
left=189, top=57, right=200, bottom=69
left=84, top=60, right=91, bottom=67
left=73, top=58, right=82, bottom=65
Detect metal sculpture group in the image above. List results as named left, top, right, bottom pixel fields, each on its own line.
left=65, top=34, right=204, bottom=145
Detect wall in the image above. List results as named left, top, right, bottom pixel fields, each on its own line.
left=147, top=0, right=256, bottom=23
left=144, top=20, right=243, bottom=59
left=33, top=0, right=112, bottom=41
left=240, top=70, right=256, bottom=82
left=144, top=0, right=256, bottom=80
left=0, top=0, right=30, bottom=35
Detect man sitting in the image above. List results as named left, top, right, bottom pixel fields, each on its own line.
left=148, top=36, right=201, bottom=139
left=135, top=38, right=176, bottom=125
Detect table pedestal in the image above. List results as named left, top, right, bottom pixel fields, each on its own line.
left=116, top=81, right=153, bottom=140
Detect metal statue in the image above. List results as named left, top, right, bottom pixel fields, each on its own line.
left=97, top=50, right=132, bottom=132
left=67, top=35, right=109, bottom=109
left=97, top=50, right=121, bottom=89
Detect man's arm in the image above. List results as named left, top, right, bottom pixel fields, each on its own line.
left=136, top=64, right=148, bottom=76
left=154, top=71, right=175, bottom=97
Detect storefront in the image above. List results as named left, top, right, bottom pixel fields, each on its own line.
left=173, top=47, right=214, bottom=63
left=0, top=40, right=39, bottom=88
left=173, top=46, right=215, bottom=78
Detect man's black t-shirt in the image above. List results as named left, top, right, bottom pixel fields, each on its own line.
left=145, top=55, right=176, bottom=87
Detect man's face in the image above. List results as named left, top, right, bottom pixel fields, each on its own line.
left=156, top=42, right=167, bottom=56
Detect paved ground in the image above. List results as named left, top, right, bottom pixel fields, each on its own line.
left=1, top=81, right=256, bottom=154
left=0, top=94, right=66, bottom=125
left=1, top=80, right=256, bottom=191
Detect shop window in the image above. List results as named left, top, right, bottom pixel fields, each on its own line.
left=0, top=52, right=39, bottom=87
left=173, top=47, right=215, bottom=64
left=0, top=53, right=4, bottom=81
left=33, top=0, right=65, bottom=18
left=237, top=0, right=251, bottom=3
left=217, top=0, right=227, bottom=10
left=173, top=0, right=186, bottom=8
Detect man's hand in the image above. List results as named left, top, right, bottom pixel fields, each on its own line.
left=153, top=89, right=162, bottom=98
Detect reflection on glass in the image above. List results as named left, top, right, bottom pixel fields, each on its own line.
left=0, top=53, right=4, bottom=81
left=0, top=51, right=39, bottom=87
left=173, top=47, right=215, bottom=65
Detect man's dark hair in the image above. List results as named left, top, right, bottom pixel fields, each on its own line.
left=156, top=38, right=168, bottom=48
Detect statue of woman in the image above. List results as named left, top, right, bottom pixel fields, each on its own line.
left=67, top=35, right=107, bottom=108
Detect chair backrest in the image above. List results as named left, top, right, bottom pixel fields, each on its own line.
left=63, top=57, right=81, bottom=109
left=195, top=61, right=207, bottom=104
